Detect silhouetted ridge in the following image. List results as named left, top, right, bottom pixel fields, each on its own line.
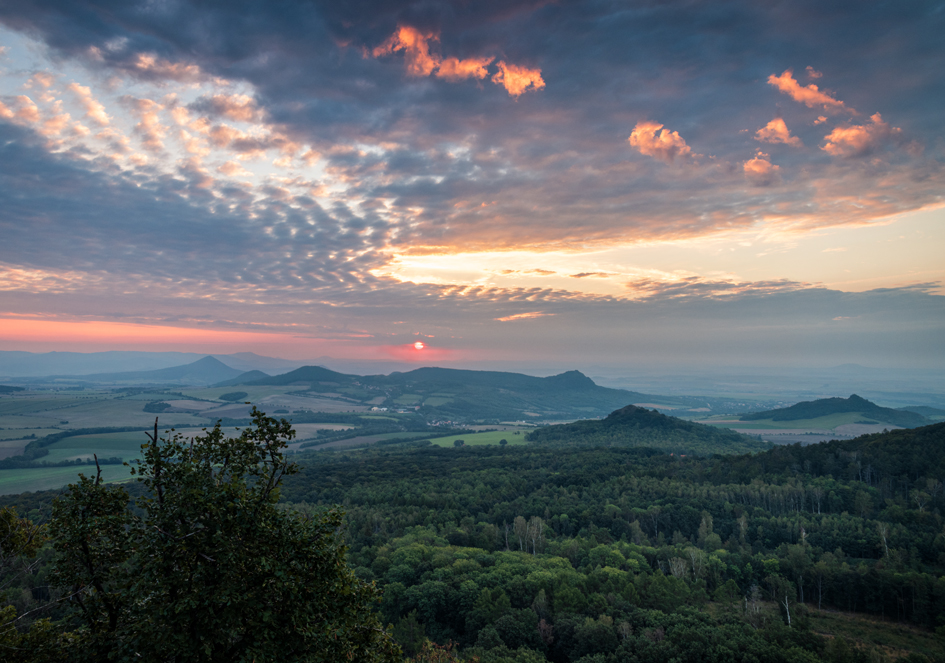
left=247, top=365, right=351, bottom=385
left=543, top=370, right=597, bottom=390
left=50, top=356, right=244, bottom=385
left=213, top=370, right=269, bottom=387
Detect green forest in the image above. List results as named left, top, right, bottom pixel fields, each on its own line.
left=2, top=411, right=944, bottom=661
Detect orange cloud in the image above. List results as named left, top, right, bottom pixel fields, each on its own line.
left=179, top=129, right=209, bottom=156
left=203, top=93, right=262, bottom=122
left=373, top=26, right=440, bottom=77
left=373, top=27, right=543, bottom=95
left=743, top=151, right=780, bottom=185
left=628, top=121, right=694, bottom=163
left=218, top=160, right=252, bottom=177
left=494, top=312, right=554, bottom=322
left=768, top=70, right=850, bottom=113
left=67, top=82, right=110, bottom=126
left=491, top=61, right=545, bottom=97
left=8, top=95, right=41, bottom=123
left=26, top=72, right=56, bottom=89
left=436, top=56, right=494, bottom=82
left=755, top=118, right=802, bottom=147
left=38, top=100, right=71, bottom=137
left=132, top=53, right=204, bottom=82
left=822, top=113, right=901, bottom=157
left=805, top=66, right=822, bottom=79
left=126, top=97, right=167, bottom=151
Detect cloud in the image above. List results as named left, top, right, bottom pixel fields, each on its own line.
left=26, top=72, right=56, bottom=89
left=206, top=123, right=298, bottom=160
left=1, top=95, right=41, bottom=124
left=755, top=118, right=801, bottom=147
left=125, top=97, right=167, bottom=152
left=218, top=160, right=252, bottom=177
left=805, top=66, right=822, bottom=79
left=179, top=129, right=209, bottom=157
left=494, top=311, right=554, bottom=322
left=67, top=82, right=110, bottom=126
left=768, top=70, right=850, bottom=113
left=569, top=272, right=614, bottom=279
left=193, top=93, right=263, bottom=123
left=624, top=276, right=810, bottom=301
left=822, top=113, right=902, bottom=158
left=130, top=53, right=204, bottom=83
left=372, top=26, right=541, bottom=94
left=499, top=268, right=556, bottom=276
left=436, top=56, right=494, bottom=82
left=491, top=61, right=545, bottom=96
left=39, top=100, right=71, bottom=137
left=743, top=151, right=780, bottom=186
left=373, top=26, right=440, bottom=77
left=628, top=121, right=695, bottom=163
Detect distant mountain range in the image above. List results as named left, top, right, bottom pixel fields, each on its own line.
left=238, top=364, right=669, bottom=421
left=0, top=350, right=302, bottom=378
left=76, top=356, right=247, bottom=386
left=739, top=394, right=930, bottom=428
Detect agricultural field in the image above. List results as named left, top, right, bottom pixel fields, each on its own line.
left=696, top=411, right=901, bottom=434
left=0, top=385, right=394, bottom=494
left=0, top=463, right=133, bottom=495
left=427, top=429, right=529, bottom=447
left=693, top=413, right=903, bottom=445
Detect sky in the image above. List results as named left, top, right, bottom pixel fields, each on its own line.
left=0, top=0, right=943, bottom=373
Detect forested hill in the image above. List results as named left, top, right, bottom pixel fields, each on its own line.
left=245, top=364, right=350, bottom=385
left=237, top=365, right=672, bottom=421
left=526, top=404, right=768, bottom=455
left=740, top=393, right=928, bottom=428
left=715, top=421, right=945, bottom=487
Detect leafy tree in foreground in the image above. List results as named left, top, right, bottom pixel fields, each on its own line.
left=1, top=506, right=69, bottom=662
left=49, top=409, right=399, bottom=662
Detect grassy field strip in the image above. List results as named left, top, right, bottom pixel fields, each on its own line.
left=42, top=431, right=150, bottom=463
left=696, top=411, right=899, bottom=431
left=307, top=431, right=432, bottom=450
left=427, top=430, right=529, bottom=447
left=0, top=463, right=133, bottom=495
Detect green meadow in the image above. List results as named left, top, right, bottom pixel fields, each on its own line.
left=427, top=429, right=529, bottom=447
left=0, top=463, right=133, bottom=495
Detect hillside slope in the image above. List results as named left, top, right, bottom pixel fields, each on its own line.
left=715, top=421, right=945, bottom=489
left=740, top=394, right=928, bottom=428
left=527, top=403, right=769, bottom=455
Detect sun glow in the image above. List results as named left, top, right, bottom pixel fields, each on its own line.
left=414, top=341, right=425, bottom=350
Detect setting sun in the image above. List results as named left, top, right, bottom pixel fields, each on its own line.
left=414, top=341, right=425, bottom=350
